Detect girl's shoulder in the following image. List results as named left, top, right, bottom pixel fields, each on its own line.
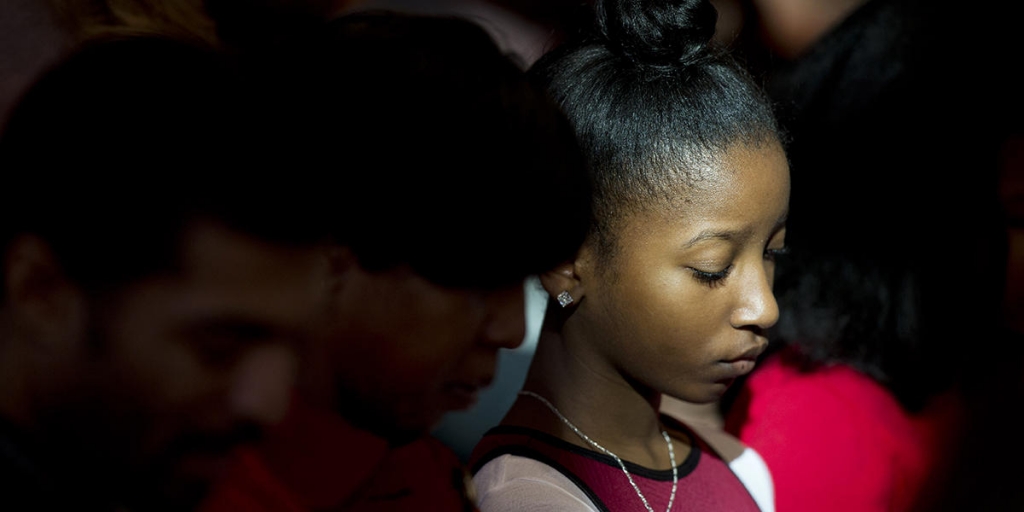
left=472, top=452, right=600, bottom=512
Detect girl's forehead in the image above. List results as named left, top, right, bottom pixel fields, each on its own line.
left=650, top=141, right=787, bottom=205
left=615, top=143, right=789, bottom=238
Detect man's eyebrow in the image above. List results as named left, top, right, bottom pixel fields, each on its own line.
left=177, top=315, right=286, bottom=341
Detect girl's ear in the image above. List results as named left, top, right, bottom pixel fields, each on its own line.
left=539, top=262, right=577, bottom=300
left=539, top=243, right=594, bottom=308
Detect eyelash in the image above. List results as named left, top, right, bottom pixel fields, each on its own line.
left=690, top=247, right=789, bottom=288
left=691, top=265, right=732, bottom=287
left=765, top=246, right=790, bottom=261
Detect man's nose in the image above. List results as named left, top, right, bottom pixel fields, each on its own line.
left=481, top=282, right=527, bottom=350
left=227, top=344, right=298, bottom=427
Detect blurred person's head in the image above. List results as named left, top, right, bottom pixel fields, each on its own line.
left=45, top=0, right=339, bottom=53
left=270, top=11, right=591, bottom=444
left=0, top=36, right=331, bottom=511
left=47, top=0, right=220, bottom=47
left=753, top=0, right=1011, bottom=411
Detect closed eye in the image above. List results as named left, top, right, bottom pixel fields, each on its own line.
left=691, top=265, right=732, bottom=288
left=181, top=319, right=276, bottom=367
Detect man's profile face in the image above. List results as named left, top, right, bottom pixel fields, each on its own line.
left=43, top=221, right=328, bottom=510
left=320, top=260, right=526, bottom=444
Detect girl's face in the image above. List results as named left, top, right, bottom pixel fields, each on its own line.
left=569, top=140, right=790, bottom=404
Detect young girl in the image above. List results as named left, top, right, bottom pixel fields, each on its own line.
left=467, top=0, right=787, bottom=510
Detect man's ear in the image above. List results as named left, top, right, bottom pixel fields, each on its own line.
left=324, top=245, right=358, bottom=291
left=3, top=235, right=86, bottom=354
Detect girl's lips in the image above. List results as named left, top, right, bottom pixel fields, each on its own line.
left=724, top=358, right=756, bottom=376
left=715, top=356, right=758, bottom=381
left=719, top=342, right=767, bottom=377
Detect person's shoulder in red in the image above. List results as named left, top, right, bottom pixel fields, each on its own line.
left=347, top=435, right=479, bottom=512
left=199, top=402, right=387, bottom=512
left=725, top=346, right=966, bottom=512
left=200, top=402, right=478, bottom=512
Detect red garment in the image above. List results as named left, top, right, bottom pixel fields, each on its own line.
left=724, top=348, right=964, bottom=512
left=200, top=403, right=477, bottom=512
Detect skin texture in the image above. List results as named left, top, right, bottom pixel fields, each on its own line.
left=508, top=139, right=790, bottom=468
left=320, top=254, right=528, bottom=444
left=575, top=141, right=789, bottom=405
left=1, top=221, right=328, bottom=510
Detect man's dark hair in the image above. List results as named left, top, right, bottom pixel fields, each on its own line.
left=262, top=10, right=592, bottom=289
left=0, top=35, right=331, bottom=295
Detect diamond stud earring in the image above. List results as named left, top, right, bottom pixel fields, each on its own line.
left=556, top=291, right=574, bottom=308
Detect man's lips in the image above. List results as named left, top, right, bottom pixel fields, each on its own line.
left=441, top=379, right=492, bottom=410
left=174, top=450, right=234, bottom=483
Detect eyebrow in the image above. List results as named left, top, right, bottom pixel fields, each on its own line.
left=178, top=313, right=304, bottom=343
left=682, top=213, right=789, bottom=249
left=683, top=229, right=743, bottom=248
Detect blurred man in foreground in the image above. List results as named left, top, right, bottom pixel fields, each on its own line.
left=0, top=35, right=331, bottom=511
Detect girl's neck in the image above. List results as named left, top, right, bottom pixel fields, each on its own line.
left=508, top=324, right=682, bottom=469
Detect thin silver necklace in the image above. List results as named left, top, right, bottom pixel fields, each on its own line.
left=519, top=390, right=678, bottom=512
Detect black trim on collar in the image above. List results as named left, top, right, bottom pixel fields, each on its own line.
left=475, top=420, right=701, bottom=481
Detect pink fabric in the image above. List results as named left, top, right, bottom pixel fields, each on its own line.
left=724, top=348, right=964, bottom=512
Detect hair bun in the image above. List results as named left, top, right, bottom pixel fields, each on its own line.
left=595, top=0, right=717, bottom=67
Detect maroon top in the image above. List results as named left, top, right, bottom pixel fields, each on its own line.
left=469, top=415, right=761, bottom=511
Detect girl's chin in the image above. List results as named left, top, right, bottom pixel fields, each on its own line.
left=666, top=382, right=732, bottom=406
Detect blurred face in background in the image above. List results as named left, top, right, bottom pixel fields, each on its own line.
left=24, top=221, right=327, bottom=510
left=314, top=253, right=527, bottom=444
